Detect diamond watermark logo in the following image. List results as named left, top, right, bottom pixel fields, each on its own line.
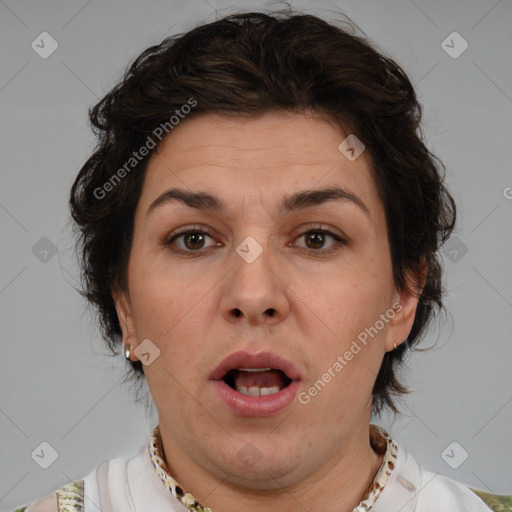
left=32, top=237, right=58, bottom=263
left=31, top=32, right=59, bottom=59
left=134, top=338, right=161, bottom=366
left=236, top=236, right=263, bottom=264
left=442, top=237, right=468, bottom=263
left=441, top=32, right=468, bottom=59
left=236, top=442, right=262, bottom=467
left=441, top=441, right=468, bottom=469
left=31, top=441, right=59, bottom=469
left=338, top=134, right=365, bottom=161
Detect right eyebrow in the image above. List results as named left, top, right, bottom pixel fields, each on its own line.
left=147, top=188, right=224, bottom=217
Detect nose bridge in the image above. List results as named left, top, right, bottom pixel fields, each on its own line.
left=221, top=233, right=289, bottom=324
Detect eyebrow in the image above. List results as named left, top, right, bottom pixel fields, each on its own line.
left=146, top=186, right=369, bottom=218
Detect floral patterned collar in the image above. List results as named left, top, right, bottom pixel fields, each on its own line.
left=148, top=424, right=398, bottom=512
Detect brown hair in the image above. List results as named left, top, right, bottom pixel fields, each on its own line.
left=69, top=9, right=456, bottom=415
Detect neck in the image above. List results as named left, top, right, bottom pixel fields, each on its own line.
left=157, top=422, right=384, bottom=512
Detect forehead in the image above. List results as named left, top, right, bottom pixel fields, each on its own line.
left=140, top=111, right=379, bottom=217
left=152, top=111, right=365, bottom=168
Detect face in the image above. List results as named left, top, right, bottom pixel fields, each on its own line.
left=114, top=111, right=418, bottom=491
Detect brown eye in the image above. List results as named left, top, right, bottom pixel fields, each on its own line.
left=294, top=228, right=347, bottom=255
left=183, top=232, right=206, bottom=250
left=305, top=232, right=327, bottom=249
left=166, top=230, right=218, bottom=252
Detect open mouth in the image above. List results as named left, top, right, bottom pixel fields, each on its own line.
left=222, top=368, right=293, bottom=397
left=209, top=351, right=302, bottom=416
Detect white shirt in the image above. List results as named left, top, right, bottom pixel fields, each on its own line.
left=18, top=439, right=493, bottom=512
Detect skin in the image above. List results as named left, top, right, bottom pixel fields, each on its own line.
left=114, top=110, right=421, bottom=512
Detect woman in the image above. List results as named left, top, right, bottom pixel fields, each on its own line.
left=11, top=9, right=507, bottom=512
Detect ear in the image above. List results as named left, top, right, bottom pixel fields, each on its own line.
left=385, top=259, right=427, bottom=352
left=112, top=286, right=138, bottom=361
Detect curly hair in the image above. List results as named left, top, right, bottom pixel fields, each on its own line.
left=69, top=9, right=456, bottom=416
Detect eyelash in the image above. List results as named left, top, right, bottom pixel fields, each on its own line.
left=163, top=224, right=347, bottom=256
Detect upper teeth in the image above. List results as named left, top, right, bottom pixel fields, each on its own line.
left=237, top=385, right=281, bottom=396
left=235, top=368, right=271, bottom=372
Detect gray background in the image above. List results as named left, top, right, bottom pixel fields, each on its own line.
left=1, top=0, right=511, bottom=509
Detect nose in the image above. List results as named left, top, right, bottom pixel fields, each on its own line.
left=220, top=239, right=290, bottom=326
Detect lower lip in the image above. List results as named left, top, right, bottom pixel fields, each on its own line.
left=210, top=379, right=301, bottom=417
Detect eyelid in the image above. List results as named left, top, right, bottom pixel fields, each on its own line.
left=292, top=222, right=347, bottom=240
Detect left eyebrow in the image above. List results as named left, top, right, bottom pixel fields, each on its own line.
left=279, top=186, right=369, bottom=216
left=146, top=186, right=369, bottom=218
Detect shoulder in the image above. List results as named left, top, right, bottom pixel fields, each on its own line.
left=373, top=438, right=502, bottom=512
left=10, top=492, right=58, bottom=512
left=470, top=488, right=512, bottom=512
left=9, top=479, right=85, bottom=512
left=8, top=445, right=147, bottom=512
left=418, top=469, right=495, bottom=511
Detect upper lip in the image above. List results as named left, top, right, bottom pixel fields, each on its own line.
left=209, top=351, right=303, bottom=381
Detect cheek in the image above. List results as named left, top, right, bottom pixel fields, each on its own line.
left=130, top=279, right=177, bottom=336
left=300, top=268, right=391, bottom=390
left=304, top=267, right=389, bottom=338
left=128, top=266, right=217, bottom=380
left=128, top=252, right=199, bottom=335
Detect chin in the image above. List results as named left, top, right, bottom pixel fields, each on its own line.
left=209, top=438, right=308, bottom=489
left=221, top=459, right=305, bottom=491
